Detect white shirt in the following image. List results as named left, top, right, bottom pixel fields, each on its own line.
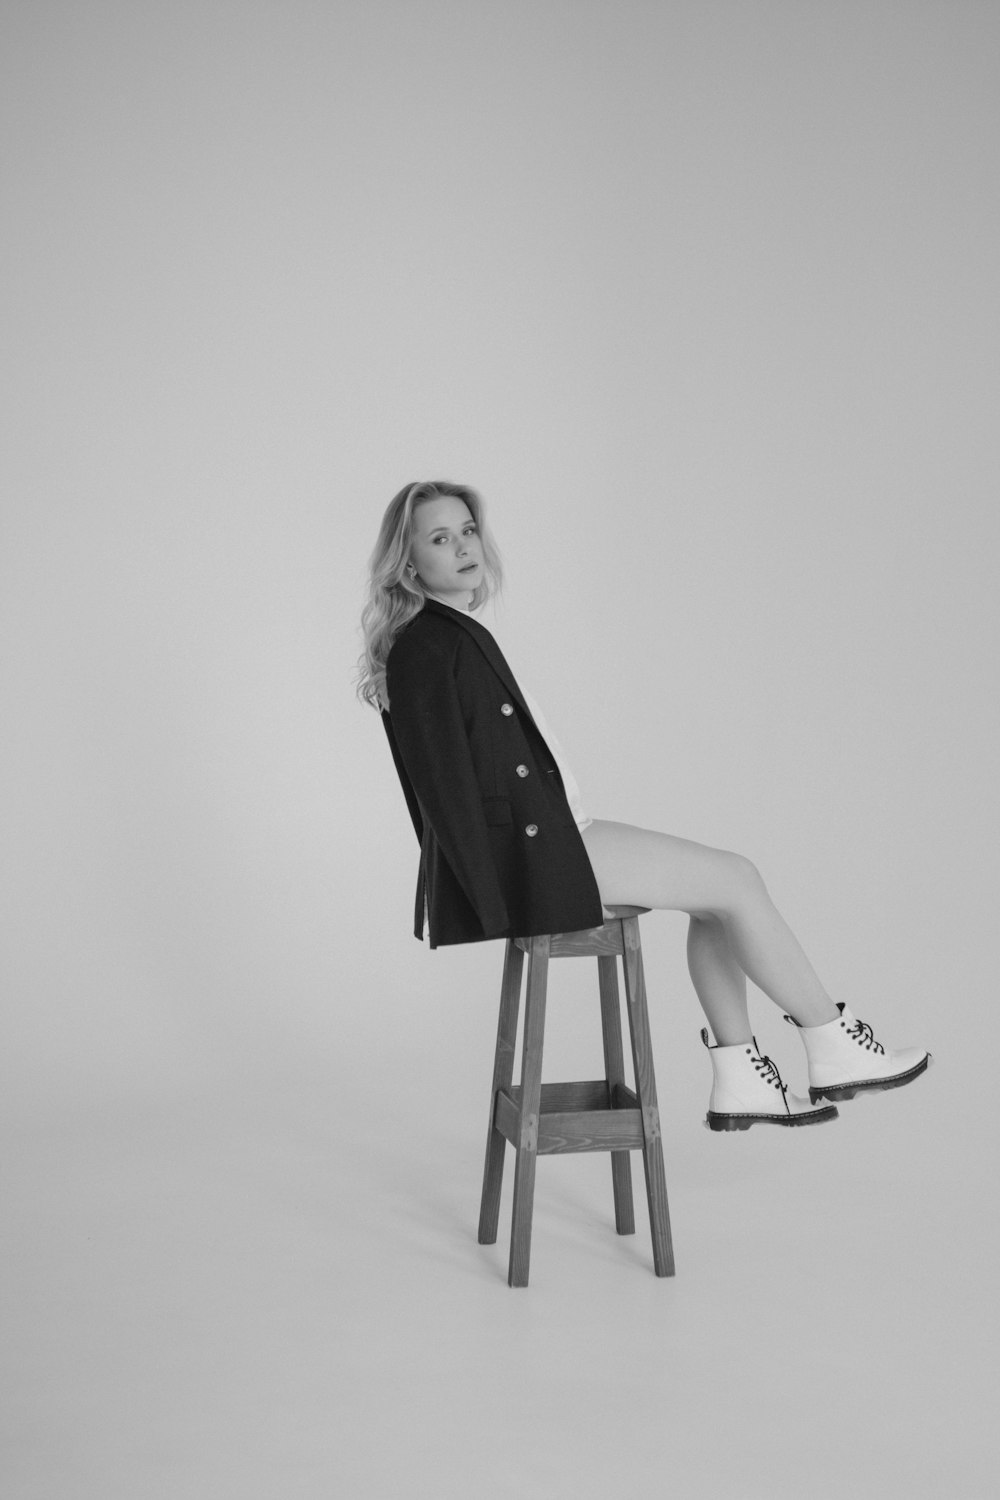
left=515, top=682, right=592, bottom=833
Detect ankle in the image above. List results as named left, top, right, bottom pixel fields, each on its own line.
left=710, top=1028, right=754, bottom=1049
left=789, top=1000, right=840, bottom=1030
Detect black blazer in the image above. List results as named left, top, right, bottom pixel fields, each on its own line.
left=382, top=598, right=604, bottom=947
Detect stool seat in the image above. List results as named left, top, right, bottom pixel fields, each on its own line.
left=478, top=907, right=675, bottom=1286
left=515, top=905, right=650, bottom=959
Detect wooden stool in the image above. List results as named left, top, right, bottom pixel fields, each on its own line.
left=478, top=906, right=675, bottom=1287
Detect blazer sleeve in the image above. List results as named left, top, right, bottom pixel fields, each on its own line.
left=381, top=710, right=425, bottom=845
left=385, top=630, right=511, bottom=937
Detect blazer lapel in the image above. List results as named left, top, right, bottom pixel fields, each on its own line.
left=421, top=598, right=536, bottom=724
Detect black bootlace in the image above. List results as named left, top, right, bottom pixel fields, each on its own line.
left=845, top=1014, right=884, bottom=1053
left=753, top=1051, right=787, bottom=1093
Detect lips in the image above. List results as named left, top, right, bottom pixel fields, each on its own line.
left=458, top=563, right=479, bottom=573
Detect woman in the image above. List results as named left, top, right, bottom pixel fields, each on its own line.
left=358, top=480, right=930, bottom=1131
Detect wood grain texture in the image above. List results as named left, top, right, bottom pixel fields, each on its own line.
left=513, top=911, right=647, bottom=957
left=507, top=1080, right=612, bottom=1113
left=611, top=1082, right=640, bottom=1111
left=621, top=917, right=676, bottom=1278
left=477, top=938, right=524, bottom=1246
left=533, top=1110, right=644, bottom=1154
left=598, top=953, right=636, bottom=1235
left=508, top=934, right=550, bottom=1287
left=479, top=913, right=673, bottom=1286
left=495, top=1090, right=644, bottom=1154
left=516, top=926, right=622, bottom=958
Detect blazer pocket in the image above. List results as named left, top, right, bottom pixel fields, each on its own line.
left=482, top=796, right=513, bottom=827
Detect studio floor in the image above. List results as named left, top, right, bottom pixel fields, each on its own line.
left=3, top=1020, right=996, bottom=1500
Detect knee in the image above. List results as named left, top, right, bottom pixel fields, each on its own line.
left=721, top=851, right=768, bottom=910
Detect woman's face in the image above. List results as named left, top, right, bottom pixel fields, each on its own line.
left=409, top=496, right=484, bottom=603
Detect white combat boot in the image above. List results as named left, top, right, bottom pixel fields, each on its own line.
left=701, top=1029, right=839, bottom=1132
left=785, top=1003, right=931, bottom=1103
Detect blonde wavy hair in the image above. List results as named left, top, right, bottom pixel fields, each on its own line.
left=356, top=480, right=503, bottom=711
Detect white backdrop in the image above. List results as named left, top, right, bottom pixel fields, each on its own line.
left=3, top=0, right=996, bottom=1112
left=3, top=4, right=999, bottom=1495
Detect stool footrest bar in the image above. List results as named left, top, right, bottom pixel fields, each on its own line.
left=507, top=1079, right=614, bottom=1113
left=495, top=1088, right=645, bottom=1154
left=503, top=1080, right=640, bottom=1113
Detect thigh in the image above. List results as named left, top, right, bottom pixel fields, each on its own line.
left=580, top=819, right=752, bottom=917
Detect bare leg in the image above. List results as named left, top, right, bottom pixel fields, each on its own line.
left=581, top=820, right=839, bottom=1041
left=687, top=914, right=751, bottom=1046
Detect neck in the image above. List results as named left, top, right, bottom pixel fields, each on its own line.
left=425, top=590, right=474, bottom=612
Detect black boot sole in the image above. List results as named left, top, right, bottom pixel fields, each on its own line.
left=706, top=1104, right=839, bottom=1131
left=809, top=1052, right=931, bottom=1103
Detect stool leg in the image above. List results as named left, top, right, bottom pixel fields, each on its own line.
left=478, top=939, right=524, bottom=1246
left=621, top=918, right=676, bottom=1277
left=597, top=954, right=636, bottom=1236
left=508, top=934, right=550, bottom=1287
